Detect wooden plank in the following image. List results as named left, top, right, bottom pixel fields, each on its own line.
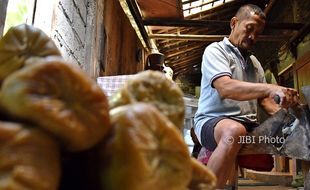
left=165, top=43, right=205, bottom=58
left=104, top=0, right=144, bottom=76
left=159, top=41, right=205, bottom=53
left=152, top=34, right=228, bottom=41
left=174, top=66, right=198, bottom=75
left=274, top=156, right=287, bottom=172
left=170, top=56, right=201, bottom=71
left=0, top=0, right=8, bottom=37
left=170, top=55, right=201, bottom=66
left=150, top=34, right=291, bottom=42
left=168, top=50, right=203, bottom=63
left=289, top=159, right=297, bottom=177
left=281, top=23, right=310, bottom=57
left=156, top=28, right=220, bottom=46
left=169, top=56, right=201, bottom=68
left=84, top=0, right=104, bottom=78
left=136, top=0, right=183, bottom=19
left=173, top=61, right=201, bottom=73
left=152, top=18, right=223, bottom=35
left=245, top=170, right=293, bottom=186
left=144, top=19, right=229, bottom=28
left=172, top=57, right=201, bottom=70
left=144, top=19, right=304, bottom=30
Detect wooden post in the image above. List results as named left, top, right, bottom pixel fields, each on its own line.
left=0, top=0, right=9, bottom=37
left=289, top=158, right=297, bottom=177
left=84, top=0, right=105, bottom=78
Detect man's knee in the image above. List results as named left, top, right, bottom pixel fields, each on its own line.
left=224, top=122, right=247, bottom=138
left=215, top=119, right=247, bottom=143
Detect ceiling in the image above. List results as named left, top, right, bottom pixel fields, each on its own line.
left=123, top=0, right=310, bottom=77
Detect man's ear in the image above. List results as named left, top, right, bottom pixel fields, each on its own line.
left=230, top=17, right=237, bottom=30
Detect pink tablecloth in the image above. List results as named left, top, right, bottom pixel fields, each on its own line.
left=97, top=75, right=133, bottom=97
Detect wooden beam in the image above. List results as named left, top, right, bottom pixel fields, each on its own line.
left=144, top=19, right=304, bottom=30
left=150, top=34, right=291, bottom=42
left=174, top=62, right=201, bottom=75
left=152, top=34, right=227, bottom=41
left=177, top=60, right=201, bottom=68
left=159, top=41, right=204, bottom=53
left=157, top=29, right=221, bottom=53
left=283, top=22, right=310, bottom=57
left=126, top=0, right=152, bottom=49
left=168, top=51, right=203, bottom=66
left=175, top=67, right=196, bottom=75
left=170, top=56, right=201, bottom=68
left=245, top=170, right=293, bottom=186
left=290, top=22, right=310, bottom=47
left=145, top=19, right=229, bottom=28
left=170, top=52, right=201, bottom=64
left=167, top=49, right=203, bottom=63
left=173, top=60, right=201, bottom=71
left=0, top=0, right=8, bottom=37
left=174, top=61, right=200, bottom=71
left=156, top=27, right=220, bottom=45
left=166, top=45, right=204, bottom=58
left=264, top=0, right=277, bottom=16
left=160, top=41, right=194, bottom=51
left=165, top=44, right=205, bottom=58
left=174, top=68, right=197, bottom=76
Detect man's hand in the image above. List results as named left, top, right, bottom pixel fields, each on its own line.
left=268, top=85, right=299, bottom=109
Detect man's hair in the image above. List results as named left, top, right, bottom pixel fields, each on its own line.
left=235, top=4, right=266, bottom=21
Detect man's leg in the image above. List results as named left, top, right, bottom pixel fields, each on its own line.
left=206, top=119, right=247, bottom=189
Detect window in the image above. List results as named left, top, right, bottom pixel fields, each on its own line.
left=182, top=0, right=235, bottom=17
left=3, top=0, right=35, bottom=35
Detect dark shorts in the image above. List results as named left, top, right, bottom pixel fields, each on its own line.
left=200, top=116, right=259, bottom=151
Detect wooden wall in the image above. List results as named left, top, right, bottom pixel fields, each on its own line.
left=103, top=0, right=145, bottom=76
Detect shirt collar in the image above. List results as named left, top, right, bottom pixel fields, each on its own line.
left=223, top=37, right=236, bottom=49
left=223, top=37, right=252, bottom=56
left=223, top=37, right=249, bottom=70
left=223, top=37, right=242, bottom=55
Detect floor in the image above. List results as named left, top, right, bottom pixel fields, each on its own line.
left=237, top=178, right=302, bottom=190
left=239, top=187, right=300, bottom=190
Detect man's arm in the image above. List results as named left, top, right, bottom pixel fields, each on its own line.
left=213, top=76, right=298, bottom=108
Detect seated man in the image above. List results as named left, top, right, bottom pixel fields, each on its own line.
left=194, top=4, right=298, bottom=189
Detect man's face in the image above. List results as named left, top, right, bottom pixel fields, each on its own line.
left=230, top=13, right=265, bottom=50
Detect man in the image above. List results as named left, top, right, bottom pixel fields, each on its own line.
left=194, top=4, right=298, bottom=189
